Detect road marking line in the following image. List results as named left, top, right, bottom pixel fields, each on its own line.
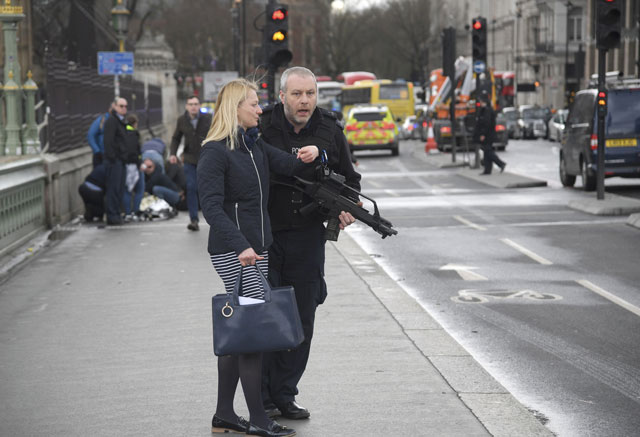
left=577, top=279, right=640, bottom=318
left=500, top=238, right=553, bottom=265
left=440, top=264, right=488, bottom=281
left=453, top=215, right=486, bottom=231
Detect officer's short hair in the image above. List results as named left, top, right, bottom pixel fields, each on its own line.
left=280, top=67, right=316, bottom=93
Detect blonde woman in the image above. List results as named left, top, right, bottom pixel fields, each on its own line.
left=197, top=79, right=318, bottom=437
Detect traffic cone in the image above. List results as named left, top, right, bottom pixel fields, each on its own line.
left=425, top=122, right=437, bottom=153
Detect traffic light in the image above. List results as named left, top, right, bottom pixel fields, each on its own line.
left=597, top=90, right=607, bottom=115
left=596, top=0, right=622, bottom=50
left=471, top=17, right=487, bottom=65
left=264, top=4, right=292, bottom=68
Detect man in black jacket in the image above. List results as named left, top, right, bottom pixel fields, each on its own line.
left=259, top=66, right=361, bottom=420
left=103, top=97, right=129, bottom=225
left=473, top=97, right=506, bottom=175
left=169, top=95, right=212, bottom=231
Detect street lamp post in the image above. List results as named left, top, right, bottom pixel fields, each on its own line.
left=0, top=0, right=25, bottom=155
left=110, top=0, right=130, bottom=97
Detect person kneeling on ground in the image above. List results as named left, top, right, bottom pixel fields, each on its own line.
left=78, top=163, right=107, bottom=222
left=141, top=158, right=183, bottom=208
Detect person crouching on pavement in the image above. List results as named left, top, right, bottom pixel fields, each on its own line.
left=197, top=78, right=321, bottom=437
left=141, top=158, right=183, bottom=209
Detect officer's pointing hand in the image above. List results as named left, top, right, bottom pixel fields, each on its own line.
left=297, top=146, right=319, bottom=163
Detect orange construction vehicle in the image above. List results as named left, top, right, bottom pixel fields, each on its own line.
left=427, top=57, right=498, bottom=151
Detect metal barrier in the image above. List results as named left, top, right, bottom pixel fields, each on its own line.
left=0, top=157, right=46, bottom=257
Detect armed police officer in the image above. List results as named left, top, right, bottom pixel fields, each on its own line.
left=473, top=91, right=506, bottom=175
left=259, top=66, right=361, bottom=420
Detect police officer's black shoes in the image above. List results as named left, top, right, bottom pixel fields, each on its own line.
left=276, top=401, right=310, bottom=420
left=247, top=420, right=296, bottom=436
left=264, top=403, right=281, bottom=418
left=211, top=414, right=249, bottom=433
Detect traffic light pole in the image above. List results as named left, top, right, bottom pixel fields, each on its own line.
left=267, top=64, right=276, bottom=104
left=596, top=48, right=606, bottom=200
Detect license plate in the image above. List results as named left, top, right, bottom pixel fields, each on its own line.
left=606, top=138, right=637, bottom=147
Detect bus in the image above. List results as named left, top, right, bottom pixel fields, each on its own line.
left=317, top=81, right=343, bottom=112
left=340, top=80, right=415, bottom=122
left=337, top=71, right=377, bottom=85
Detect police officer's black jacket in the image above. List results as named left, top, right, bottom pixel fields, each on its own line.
left=103, top=110, right=128, bottom=162
left=259, top=103, right=361, bottom=232
left=197, top=130, right=313, bottom=256
left=472, top=105, right=497, bottom=145
left=170, top=111, right=213, bottom=165
left=122, top=126, right=141, bottom=164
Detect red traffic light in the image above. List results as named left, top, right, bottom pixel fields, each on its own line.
left=598, top=91, right=606, bottom=98
left=473, top=20, right=482, bottom=30
left=261, top=82, right=268, bottom=89
left=272, top=8, right=287, bottom=21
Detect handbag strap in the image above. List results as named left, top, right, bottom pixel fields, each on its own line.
left=232, top=265, right=272, bottom=304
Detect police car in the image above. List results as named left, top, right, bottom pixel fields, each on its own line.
left=560, top=77, right=640, bottom=191
left=344, top=104, right=400, bottom=156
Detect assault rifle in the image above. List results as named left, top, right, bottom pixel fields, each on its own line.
left=293, top=166, right=398, bottom=241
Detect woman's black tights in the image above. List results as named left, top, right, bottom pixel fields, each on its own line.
left=215, top=352, right=271, bottom=429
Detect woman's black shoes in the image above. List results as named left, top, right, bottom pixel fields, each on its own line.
left=211, top=415, right=249, bottom=434
left=246, top=420, right=296, bottom=437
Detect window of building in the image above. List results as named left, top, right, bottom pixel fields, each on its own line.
left=568, top=8, right=583, bottom=42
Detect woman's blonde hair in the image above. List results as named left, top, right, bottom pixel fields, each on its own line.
left=202, top=78, right=258, bottom=150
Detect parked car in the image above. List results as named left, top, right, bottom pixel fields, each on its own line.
left=548, top=109, right=568, bottom=142
left=494, top=114, right=509, bottom=151
left=501, top=107, right=522, bottom=139
left=344, top=104, right=400, bottom=156
left=400, top=115, right=418, bottom=140
left=519, top=105, right=548, bottom=139
left=560, top=83, right=640, bottom=191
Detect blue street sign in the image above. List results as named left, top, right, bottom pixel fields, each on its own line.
left=97, top=52, right=134, bottom=75
left=473, top=60, right=486, bottom=74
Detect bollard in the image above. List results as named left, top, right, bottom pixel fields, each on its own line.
left=22, top=70, right=40, bottom=154
left=3, top=70, right=21, bottom=155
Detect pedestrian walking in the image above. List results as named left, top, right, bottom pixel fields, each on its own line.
left=103, top=97, right=129, bottom=225
left=86, top=103, right=114, bottom=168
left=259, top=66, right=361, bottom=420
left=197, top=78, right=321, bottom=437
left=169, top=95, right=212, bottom=231
left=473, top=97, right=506, bottom=175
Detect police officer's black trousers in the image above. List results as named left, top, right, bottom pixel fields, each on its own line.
left=262, top=222, right=327, bottom=407
left=480, top=142, right=505, bottom=174
left=104, top=159, right=125, bottom=223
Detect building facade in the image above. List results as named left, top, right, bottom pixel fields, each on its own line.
left=428, top=0, right=638, bottom=110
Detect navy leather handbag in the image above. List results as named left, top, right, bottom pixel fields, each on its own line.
left=212, top=267, right=304, bottom=356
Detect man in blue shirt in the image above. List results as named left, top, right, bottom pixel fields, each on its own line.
left=87, top=102, right=115, bottom=168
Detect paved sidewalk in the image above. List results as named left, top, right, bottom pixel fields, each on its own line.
left=0, top=214, right=551, bottom=436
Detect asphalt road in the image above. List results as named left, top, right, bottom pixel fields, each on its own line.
left=347, top=138, right=640, bottom=437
